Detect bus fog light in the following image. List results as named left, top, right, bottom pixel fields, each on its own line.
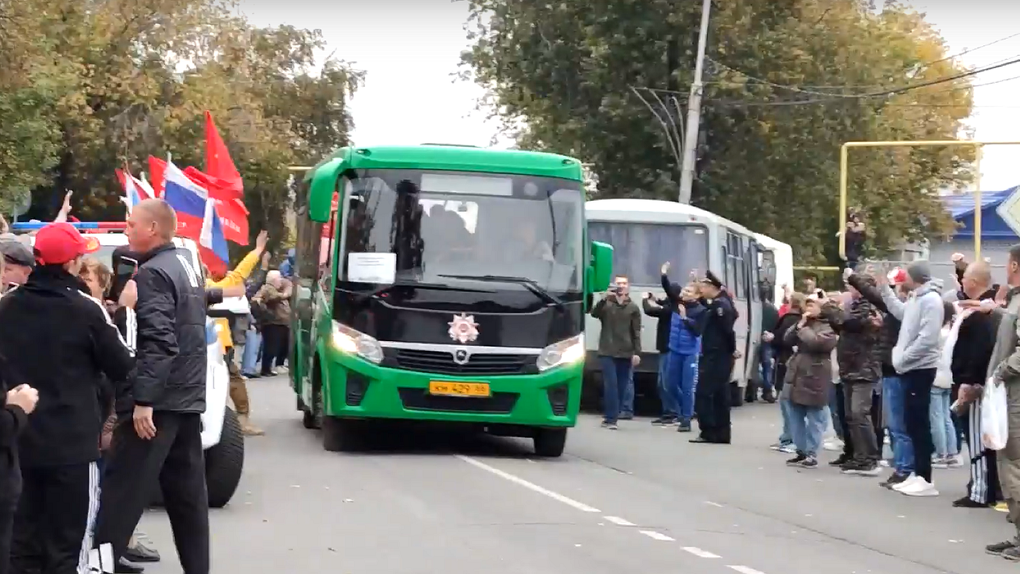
left=537, top=334, right=584, bottom=372
left=331, top=321, right=384, bottom=364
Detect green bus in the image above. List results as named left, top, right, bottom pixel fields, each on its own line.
left=290, top=145, right=612, bottom=457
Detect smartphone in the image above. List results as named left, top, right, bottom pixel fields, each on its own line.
left=108, top=256, right=139, bottom=302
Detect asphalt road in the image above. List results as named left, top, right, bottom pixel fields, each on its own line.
left=135, top=377, right=1020, bottom=574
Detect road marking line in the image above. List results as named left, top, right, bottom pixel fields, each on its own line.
left=604, top=516, right=634, bottom=526
left=639, top=530, right=675, bottom=541
left=727, top=566, right=765, bottom=574
left=704, top=500, right=724, bottom=508
left=456, top=455, right=601, bottom=513
left=682, top=547, right=721, bottom=558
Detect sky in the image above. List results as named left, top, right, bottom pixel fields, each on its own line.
left=242, top=0, right=1020, bottom=191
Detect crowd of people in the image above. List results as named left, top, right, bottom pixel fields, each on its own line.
left=0, top=198, right=294, bottom=574
left=591, top=244, right=1020, bottom=561
left=759, top=252, right=1020, bottom=559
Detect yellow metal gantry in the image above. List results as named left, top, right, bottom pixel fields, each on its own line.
left=839, top=140, right=1020, bottom=262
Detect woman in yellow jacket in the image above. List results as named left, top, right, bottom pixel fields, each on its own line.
left=207, top=230, right=268, bottom=436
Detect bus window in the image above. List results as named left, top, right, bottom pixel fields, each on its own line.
left=588, top=222, right=708, bottom=287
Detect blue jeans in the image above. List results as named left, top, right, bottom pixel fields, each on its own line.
left=829, top=382, right=844, bottom=440
left=656, top=354, right=678, bottom=417
left=930, top=387, right=958, bottom=457
left=243, top=328, right=262, bottom=375
left=600, top=357, right=633, bottom=424
left=788, top=401, right=828, bottom=457
left=778, top=396, right=794, bottom=444
left=760, top=345, right=775, bottom=392
left=883, top=375, right=914, bottom=475
left=622, top=368, right=635, bottom=416
left=669, top=351, right=699, bottom=422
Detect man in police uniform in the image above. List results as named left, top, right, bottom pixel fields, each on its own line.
left=691, top=271, right=737, bottom=444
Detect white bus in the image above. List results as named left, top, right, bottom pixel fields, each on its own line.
left=753, top=233, right=794, bottom=308
left=584, top=198, right=782, bottom=407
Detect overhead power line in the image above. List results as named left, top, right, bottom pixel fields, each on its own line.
left=707, top=56, right=1020, bottom=107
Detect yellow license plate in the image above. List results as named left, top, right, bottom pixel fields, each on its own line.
left=428, top=381, right=491, bottom=398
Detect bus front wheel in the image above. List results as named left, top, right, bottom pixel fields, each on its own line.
left=322, top=416, right=361, bottom=452
left=533, top=428, right=567, bottom=457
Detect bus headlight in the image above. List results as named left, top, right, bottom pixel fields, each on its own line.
left=331, top=321, right=384, bottom=364
left=536, top=334, right=585, bottom=372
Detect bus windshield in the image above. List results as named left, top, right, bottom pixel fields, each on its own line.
left=588, top=222, right=708, bottom=287
left=338, top=169, right=584, bottom=293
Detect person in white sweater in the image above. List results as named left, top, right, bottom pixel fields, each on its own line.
left=931, top=301, right=962, bottom=468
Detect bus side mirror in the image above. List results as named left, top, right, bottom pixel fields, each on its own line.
left=309, top=158, right=345, bottom=223
left=590, top=241, right=613, bottom=293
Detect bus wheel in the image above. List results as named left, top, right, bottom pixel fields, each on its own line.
left=302, top=364, right=323, bottom=430
left=533, top=428, right=567, bottom=457
left=322, top=416, right=361, bottom=452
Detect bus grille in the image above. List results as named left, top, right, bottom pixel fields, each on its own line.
left=398, top=389, right=518, bottom=414
left=384, top=348, right=534, bottom=376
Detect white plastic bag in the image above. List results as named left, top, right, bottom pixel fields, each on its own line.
left=982, top=378, right=1009, bottom=451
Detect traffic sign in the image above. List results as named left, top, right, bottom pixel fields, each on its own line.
left=995, top=186, right=1020, bottom=237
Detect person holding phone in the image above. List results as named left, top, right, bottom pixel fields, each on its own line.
left=590, top=275, right=641, bottom=430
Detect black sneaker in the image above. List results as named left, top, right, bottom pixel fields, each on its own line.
left=829, top=454, right=852, bottom=467
left=676, top=420, right=692, bottom=433
left=988, top=540, right=1017, bottom=556
left=953, top=496, right=991, bottom=508
left=786, top=453, right=807, bottom=465
left=619, top=412, right=634, bottom=420
left=843, top=461, right=881, bottom=476
left=880, top=473, right=908, bottom=489
left=651, top=416, right=676, bottom=426
left=796, top=457, right=819, bottom=469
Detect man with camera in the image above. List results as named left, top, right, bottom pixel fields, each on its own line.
left=590, top=275, right=641, bottom=430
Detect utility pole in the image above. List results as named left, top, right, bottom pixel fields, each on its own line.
left=678, top=0, right=712, bottom=205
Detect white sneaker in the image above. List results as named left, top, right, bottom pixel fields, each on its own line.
left=947, top=455, right=964, bottom=468
left=892, top=474, right=920, bottom=492
left=899, top=477, right=939, bottom=497
left=822, top=438, right=844, bottom=452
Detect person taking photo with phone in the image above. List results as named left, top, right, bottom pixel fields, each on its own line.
left=590, top=275, right=641, bottom=430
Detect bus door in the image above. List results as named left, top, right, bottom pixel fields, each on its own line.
left=743, top=240, right=761, bottom=385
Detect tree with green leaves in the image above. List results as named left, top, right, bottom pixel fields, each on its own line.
left=462, top=0, right=976, bottom=264
left=0, top=0, right=360, bottom=259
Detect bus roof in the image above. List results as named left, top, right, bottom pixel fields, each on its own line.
left=586, top=198, right=757, bottom=237
left=305, top=145, right=585, bottom=182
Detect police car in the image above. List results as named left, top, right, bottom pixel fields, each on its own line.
left=14, top=222, right=245, bottom=508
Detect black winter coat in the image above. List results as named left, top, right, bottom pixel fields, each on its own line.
left=129, top=243, right=208, bottom=414
left=831, top=297, right=881, bottom=383
left=848, top=273, right=901, bottom=377
left=0, top=266, right=134, bottom=467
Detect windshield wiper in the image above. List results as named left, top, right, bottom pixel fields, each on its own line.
left=437, top=274, right=565, bottom=310
left=356, top=281, right=494, bottom=304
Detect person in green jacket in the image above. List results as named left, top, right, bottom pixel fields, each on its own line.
left=591, top=275, right=641, bottom=430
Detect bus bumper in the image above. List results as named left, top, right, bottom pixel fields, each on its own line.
left=321, top=352, right=582, bottom=428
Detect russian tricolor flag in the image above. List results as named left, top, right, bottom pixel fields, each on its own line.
left=163, top=160, right=230, bottom=271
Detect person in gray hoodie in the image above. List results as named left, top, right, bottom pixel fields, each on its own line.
left=879, top=260, right=944, bottom=497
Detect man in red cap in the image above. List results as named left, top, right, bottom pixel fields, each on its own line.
left=0, top=222, right=136, bottom=573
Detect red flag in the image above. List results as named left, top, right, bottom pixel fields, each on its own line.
left=204, top=111, right=243, bottom=201
left=147, top=156, right=166, bottom=198
left=183, top=167, right=249, bottom=246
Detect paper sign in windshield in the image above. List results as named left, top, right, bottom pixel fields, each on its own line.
left=348, top=253, right=396, bottom=284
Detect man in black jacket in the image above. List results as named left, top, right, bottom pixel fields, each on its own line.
left=93, top=199, right=211, bottom=574
left=643, top=290, right=679, bottom=425
left=950, top=261, right=1000, bottom=508
left=0, top=222, right=135, bottom=573
left=0, top=354, right=39, bottom=574
left=691, top=271, right=737, bottom=444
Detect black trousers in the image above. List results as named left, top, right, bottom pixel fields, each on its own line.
left=261, top=324, right=288, bottom=375
left=94, top=412, right=209, bottom=574
left=902, top=368, right=936, bottom=482
left=695, top=353, right=733, bottom=443
left=12, top=462, right=100, bottom=574
left=0, top=467, right=20, bottom=574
